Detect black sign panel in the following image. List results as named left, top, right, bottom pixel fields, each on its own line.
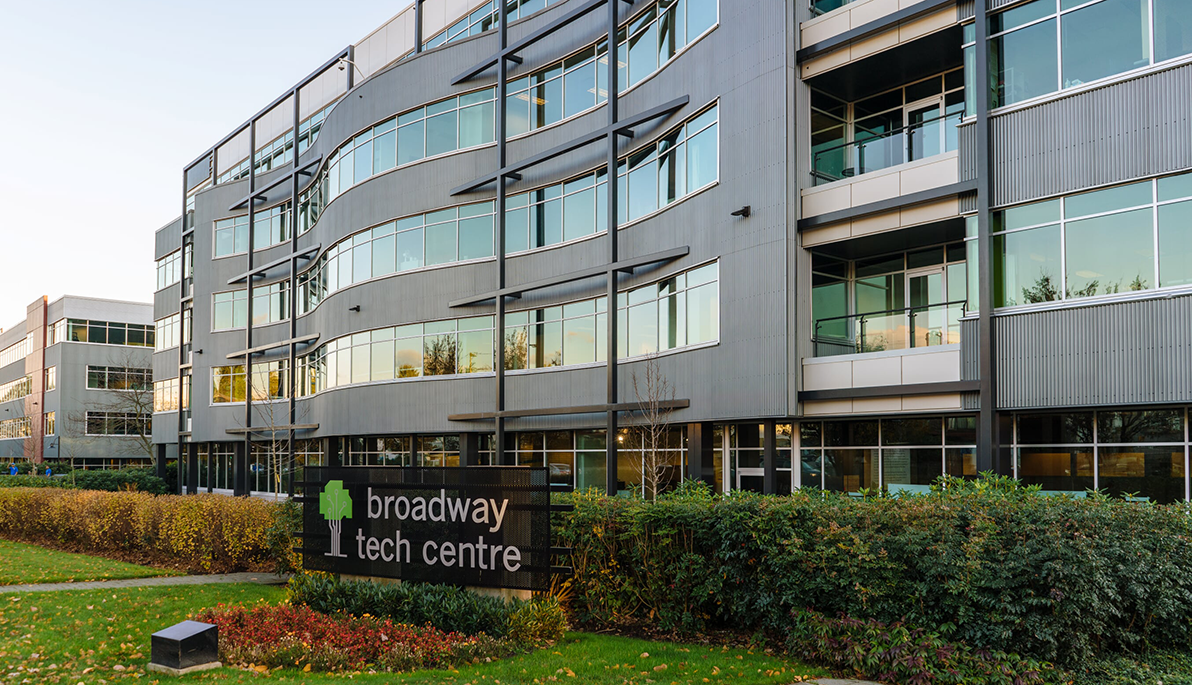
left=302, top=467, right=551, bottom=591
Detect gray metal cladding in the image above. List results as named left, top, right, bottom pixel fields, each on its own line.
left=993, top=295, right=1192, bottom=409
left=988, top=0, right=1020, bottom=9
left=959, top=317, right=979, bottom=381
left=990, top=62, right=1192, bottom=207
left=957, top=0, right=975, bottom=20
left=958, top=191, right=977, bottom=213
left=957, top=120, right=976, bottom=182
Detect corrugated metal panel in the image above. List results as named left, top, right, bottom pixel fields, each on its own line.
left=991, top=63, right=1192, bottom=207
left=957, top=120, right=976, bottom=182
left=994, top=295, right=1192, bottom=409
left=961, top=391, right=979, bottom=410
left=960, top=318, right=979, bottom=381
left=958, top=191, right=977, bottom=213
left=989, top=0, right=1019, bottom=9
left=957, top=0, right=974, bottom=21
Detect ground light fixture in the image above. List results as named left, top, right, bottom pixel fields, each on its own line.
left=148, top=620, right=220, bottom=675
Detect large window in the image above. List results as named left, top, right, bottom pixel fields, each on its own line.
left=0, top=417, right=31, bottom=440
left=296, top=104, right=720, bottom=316
left=154, top=378, right=179, bottom=413
left=155, top=313, right=181, bottom=351
left=296, top=261, right=720, bottom=396
left=213, top=202, right=291, bottom=258
left=85, top=411, right=150, bottom=437
left=213, top=283, right=288, bottom=331
left=211, top=361, right=288, bottom=404
left=212, top=291, right=247, bottom=331
left=423, top=0, right=565, bottom=49
left=44, top=367, right=55, bottom=392
left=86, top=366, right=151, bottom=391
left=1011, top=409, right=1189, bottom=503
left=0, top=376, right=31, bottom=404
left=60, top=320, right=154, bottom=348
left=992, top=170, right=1192, bottom=308
left=0, top=337, right=28, bottom=368
left=156, top=250, right=181, bottom=290
left=799, top=417, right=978, bottom=494
left=989, top=0, right=1187, bottom=109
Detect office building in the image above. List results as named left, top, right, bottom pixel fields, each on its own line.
left=152, top=0, right=1192, bottom=501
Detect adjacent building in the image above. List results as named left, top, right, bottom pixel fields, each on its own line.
left=152, top=0, right=1192, bottom=502
left=0, top=296, right=155, bottom=467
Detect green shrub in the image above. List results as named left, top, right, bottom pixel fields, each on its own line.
left=1070, top=651, right=1192, bottom=685
left=0, top=475, right=63, bottom=489
left=71, top=468, right=168, bottom=494
left=557, top=476, right=1192, bottom=666
left=786, top=609, right=1057, bottom=685
left=507, top=597, right=567, bottom=645
left=0, top=487, right=286, bottom=572
left=288, top=574, right=525, bottom=637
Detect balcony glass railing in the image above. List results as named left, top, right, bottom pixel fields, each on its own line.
left=813, top=300, right=966, bottom=357
left=810, top=110, right=962, bottom=186
left=810, top=0, right=853, bottom=16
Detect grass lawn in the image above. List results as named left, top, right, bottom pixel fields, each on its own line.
left=0, top=539, right=184, bottom=586
left=0, top=583, right=830, bottom=684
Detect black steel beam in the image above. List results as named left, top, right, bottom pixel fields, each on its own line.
left=451, top=0, right=633, bottom=85
left=227, top=156, right=323, bottom=210
left=450, top=96, right=689, bottom=195
left=226, top=423, right=319, bottom=435
left=796, top=0, right=957, bottom=64
left=226, top=244, right=321, bottom=285
left=448, top=246, right=689, bottom=307
left=797, top=180, right=977, bottom=231
left=448, top=399, right=690, bottom=421
left=798, top=380, right=981, bottom=402
left=974, top=0, right=999, bottom=473
left=226, top=334, right=320, bottom=360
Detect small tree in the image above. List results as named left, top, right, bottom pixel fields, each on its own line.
left=631, top=355, right=677, bottom=502
left=84, top=349, right=154, bottom=463
left=61, top=410, right=93, bottom=483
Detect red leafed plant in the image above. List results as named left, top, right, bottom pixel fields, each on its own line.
left=194, top=602, right=514, bottom=673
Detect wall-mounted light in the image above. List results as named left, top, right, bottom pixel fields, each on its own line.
left=349, top=305, right=361, bottom=313
left=730, top=205, right=751, bottom=218
left=193, top=349, right=203, bottom=355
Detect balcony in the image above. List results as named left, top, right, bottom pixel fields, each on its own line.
left=811, top=108, right=962, bottom=186
left=813, top=299, right=965, bottom=357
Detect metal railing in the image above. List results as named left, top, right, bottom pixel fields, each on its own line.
left=813, top=299, right=967, bottom=357
left=810, top=110, right=962, bottom=186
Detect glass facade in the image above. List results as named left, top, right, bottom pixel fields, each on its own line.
left=85, top=411, right=150, bottom=437
left=86, top=366, right=151, bottom=391
left=992, top=171, right=1192, bottom=308
left=0, top=376, right=31, bottom=404
left=156, top=250, right=181, bottom=291
left=154, top=378, right=180, bottom=413
left=213, top=202, right=291, bottom=258
left=989, top=0, right=1190, bottom=108
left=60, top=320, right=154, bottom=348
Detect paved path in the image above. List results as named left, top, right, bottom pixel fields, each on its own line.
left=812, top=680, right=881, bottom=685
left=0, top=572, right=289, bottom=593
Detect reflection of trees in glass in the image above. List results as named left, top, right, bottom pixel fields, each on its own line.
left=503, top=329, right=528, bottom=370
left=1020, top=273, right=1062, bottom=304
left=422, top=335, right=457, bottom=376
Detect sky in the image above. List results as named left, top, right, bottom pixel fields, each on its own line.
left=0, top=0, right=412, bottom=331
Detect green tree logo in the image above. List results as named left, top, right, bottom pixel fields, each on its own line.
left=319, top=480, right=353, bottom=558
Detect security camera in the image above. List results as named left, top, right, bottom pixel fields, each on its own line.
left=337, top=60, right=346, bottom=71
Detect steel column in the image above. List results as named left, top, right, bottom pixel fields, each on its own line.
left=243, top=120, right=256, bottom=496
left=763, top=420, right=777, bottom=495
left=604, top=0, right=621, bottom=496
left=288, top=87, right=301, bottom=496
left=974, top=0, right=999, bottom=473
left=415, top=0, right=424, bottom=53
left=496, top=0, right=510, bottom=465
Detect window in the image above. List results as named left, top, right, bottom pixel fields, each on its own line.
left=85, top=411, right=150, bottom=437
left=251, top=282, right=289, bottom=327
left=214, top=203, right=291, bottom=257
left=44, top=367, right=55, bottom=392
left=154, top=378, right=180, bottom=413
left=211, top=361, right=288, bottom=404
left=1010, top=409, right=1189, bottom=503
left=295, top=261, right=720, bottom=396
left=156, top=250, right=181, bottom=290
left=43, top=412, right=55, bottom=437
left=989, top=0, right=1180, bottom=109
left=87, top=366, right=151, bottom=391
left=0, top=376, right=31, bottom=403
left=297, top=102, right=336, bottom=155
left=0, top=417, right=31, bottom=440
left=799, top=417, right=978, bottom=494
left=297, top=104, right=721, bottom=316
left=993, top=171, right=1192, bottom=308
left=0, top=338, right=28, bottom=367
left=59, top=320, right=153, bottom=348
left=212, top=290, right=248, bottom=331
left=48, top=319, right=66, bottom=346
left=253, top=130, right=294, bottom=175
left=155, top=313, right=181, bottom=351
left=423, top=0, right=565, bottom=49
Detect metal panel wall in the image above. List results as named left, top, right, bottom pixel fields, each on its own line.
left=957, top=0, right=974, bottom=20
left=990, top=62, right=1192, bottom=207
left=957, top=120, right=976, bottom=182
left=993, top=295, right=1192, bottom=409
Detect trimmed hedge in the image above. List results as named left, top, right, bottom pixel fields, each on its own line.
left=0, top=468, right=168, bottom=494
left=0, top=487, right=290, bottom=572
left=557, top=477, right=1192, bottom=666
left=288, top=573, right=565, bottom=644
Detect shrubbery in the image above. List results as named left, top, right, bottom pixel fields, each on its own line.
left=0, top=467, right=168, bottom=494
left=558, top=476, right=1192, bottom=666
left=0, top=487, right=287, bottom=572
left=786, top=609, right=1056, bottom=685
left=288, top=573, right=565, bottom=644
left=195, top=603, right=513, bottom=673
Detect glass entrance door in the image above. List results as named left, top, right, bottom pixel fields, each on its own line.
left=907, top=268, right=946, bottom=348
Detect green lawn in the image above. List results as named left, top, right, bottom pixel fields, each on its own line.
left=0, top=539, right=183, bottom=585
left=0, top=583, right=829, bottom=684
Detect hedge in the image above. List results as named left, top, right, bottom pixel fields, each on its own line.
left=0, top=487, right=296, bottom=573
left=0, top=468, right=170, bottom=494
left=557, top=477, right=1192, bottom=666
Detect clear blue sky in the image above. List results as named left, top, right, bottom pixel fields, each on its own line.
left=0, top=0, right=411, bottom=330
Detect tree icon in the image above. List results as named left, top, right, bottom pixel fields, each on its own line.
left=320, top=480, right=352, bottom=558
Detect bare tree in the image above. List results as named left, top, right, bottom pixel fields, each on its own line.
left=631, top=355, right=677, bottom=502
left=232, top=365, right=310, bottom=498
left=84, top=349, right=154, bottom=462
left=61, top=411, right=92, bottom=482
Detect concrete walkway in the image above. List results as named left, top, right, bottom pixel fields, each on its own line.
left=0, top=572, right=289, bottom=593
left=812, top=680, right=881, bottom=685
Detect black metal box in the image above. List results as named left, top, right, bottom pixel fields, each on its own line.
left=150, top=620, right=218, bottom=671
